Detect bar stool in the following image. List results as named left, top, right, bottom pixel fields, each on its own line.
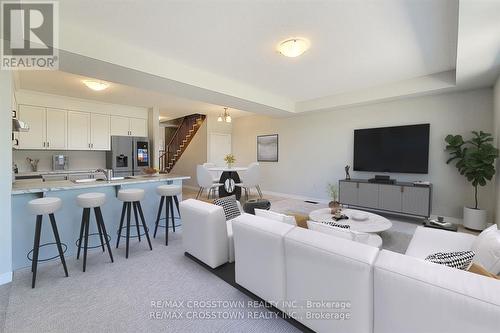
left=76, top=193, right=114, bottom=272
left=27, top=197, right=68, bottom=288
left=154, top=184, right=182, bottom=246
left=116, top=188, right=152, bottom=258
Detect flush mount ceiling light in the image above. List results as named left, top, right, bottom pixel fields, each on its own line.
left=82, top=80, right=109, bottom=91
left=277, top=38, right=310, bottom=57
left=217, top=107, right=231, bottom=123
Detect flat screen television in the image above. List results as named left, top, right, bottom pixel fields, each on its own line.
left=353, top=124, right=430, bottom=174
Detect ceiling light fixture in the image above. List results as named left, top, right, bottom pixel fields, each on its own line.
left=277, top=38, right=310, bottom=57
left=82, top=80, right=109, bottom=91
left=217, top=107, right=231, bottom=123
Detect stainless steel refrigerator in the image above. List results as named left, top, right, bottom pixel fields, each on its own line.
left=106, top=136, right=151, bottom=177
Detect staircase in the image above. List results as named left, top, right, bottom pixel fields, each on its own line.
left=159, top=114, right=206, bottom=173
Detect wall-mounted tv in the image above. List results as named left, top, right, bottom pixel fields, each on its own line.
left=353, top=124, right=430, bottom=174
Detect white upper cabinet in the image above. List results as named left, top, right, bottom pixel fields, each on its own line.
left=46, top=108, right=67, bottom=149
left=91, top=113, right=110, bottom=150
left=16, top=102, right=147, bottom=151
left=68, top=111, right=91, bottom=150
left=130, top=118, right=148, bottom=137
left=18, top=105, right=46, bottom=150
left=110, top=115, right=130, bottom=136
left=110, top=116, right=148, bottom=137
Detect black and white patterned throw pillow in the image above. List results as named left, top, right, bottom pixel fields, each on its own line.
left=213, top=196, right=241, bottom=221
left=323, top=221, right=350, bottom=229
left=425, top=251, right=475, bottom=270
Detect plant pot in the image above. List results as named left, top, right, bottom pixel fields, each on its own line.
left=463, top=206, right=487, bottom=231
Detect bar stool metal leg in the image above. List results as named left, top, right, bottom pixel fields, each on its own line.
left=82, top=209, right=90, bottom=272
left=136, top=202, right=153, bottom=250
left=95, top=212, right=106, bottom=252
left=31, top=215, right=42, bottom=289
left=169, top=197, right=176, bottom=233
left=165, top=198, right=170, bottom=246
left=77, top=210, right=86, bottom=259
left=133, top=203, right=142, bottom=242
left=116, top=203, right=126, bottom=249
left=49, top=213, right=69, bottom=277
left=126, top=202, right=131, bottom=259
left=95, top=207, right=114, bottom=263
left=154, top=196, right=165, bottom=238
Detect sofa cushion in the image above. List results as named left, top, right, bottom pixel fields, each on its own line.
left=180, top=199, right=229, bottom=268
left=471, top=224, right=500, bottom=275
left=425, top=251, right=475, bottom=270
left=232, top=213, right=295, bottom=310
left=213, top=195, right=241, bottom=221
left=284, top=227, right=379, bottom=333
left=254, top=209, right=296, bottom=226
left=405, top=226, right=476, bottom=259
left=374, top=250, right=500, bottom=333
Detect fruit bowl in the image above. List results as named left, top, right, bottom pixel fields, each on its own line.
left=142, top=167, right=158, bottom=176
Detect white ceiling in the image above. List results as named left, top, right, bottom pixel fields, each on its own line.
left=59, top=0, right=458, bottom=102
left=16, top=71, right=252, bottom=120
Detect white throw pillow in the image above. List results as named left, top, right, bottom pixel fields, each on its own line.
left=471, top=224, right=500, bottom=274
left=254, top=209, right=297, bottom=226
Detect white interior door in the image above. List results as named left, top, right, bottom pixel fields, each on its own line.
left=209, top=133, right=231, bottom=166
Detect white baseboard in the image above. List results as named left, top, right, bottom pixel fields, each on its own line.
left=0, top=271, right=12, bottom=285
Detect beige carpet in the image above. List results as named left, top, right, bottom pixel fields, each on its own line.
left=3, top=233, right=299, bottom=333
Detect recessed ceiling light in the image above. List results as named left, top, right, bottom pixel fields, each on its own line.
left=277, top=38, right=310, bottom=57
left=82, top=80, right=109, bottom=91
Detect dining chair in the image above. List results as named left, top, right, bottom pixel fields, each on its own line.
left=235, top=162, right=263, bottom=200
left=203, top=162, right=219, bottom=183
left=196, top=165, right=223, bottom=199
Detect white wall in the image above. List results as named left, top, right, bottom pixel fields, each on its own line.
left=494, top=76, right=500, bottom=226
left=233, top=89, right=495, bottom=220
left=1, top=72, right=13, bottom=284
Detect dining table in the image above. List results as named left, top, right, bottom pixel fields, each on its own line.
left=207, top=166, right=248, bottom=200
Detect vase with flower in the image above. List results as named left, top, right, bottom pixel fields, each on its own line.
left=327, top=183, right=341, bottom=215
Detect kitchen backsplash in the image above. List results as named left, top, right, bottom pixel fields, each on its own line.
left=13, top=150, right=106, bottom=173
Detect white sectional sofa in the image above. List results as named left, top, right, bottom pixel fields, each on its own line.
left=180, top=199, right=500, bottom=333
left=374, top=227, right=500, bottom=333
left=179, top=198, right=243, bottom=268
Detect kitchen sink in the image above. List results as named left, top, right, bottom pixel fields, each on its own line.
left=72, top=177, right=126, bottom=183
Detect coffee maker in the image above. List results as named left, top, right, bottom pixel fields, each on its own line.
left=52, top=155, right=68, bottom=171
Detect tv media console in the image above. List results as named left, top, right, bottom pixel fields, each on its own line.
left=339, top=179, right=432, bottom=218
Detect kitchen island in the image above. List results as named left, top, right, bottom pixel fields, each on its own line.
left=11, top=174, right=189, bottom=270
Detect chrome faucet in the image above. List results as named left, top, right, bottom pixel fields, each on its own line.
left=95, top=168, right=113, bottom=181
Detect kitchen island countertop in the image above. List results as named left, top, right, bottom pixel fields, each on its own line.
left=12, top=174, right=190, bottom=195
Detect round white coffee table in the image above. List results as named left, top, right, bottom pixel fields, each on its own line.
left=309, top=208, right=392, bottom=233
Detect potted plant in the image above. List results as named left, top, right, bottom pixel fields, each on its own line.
left=445, top=131, right=499, bottom=230
left=327, top=183, right=341, bottom=214
left=224, top=154, right=236, bottom=169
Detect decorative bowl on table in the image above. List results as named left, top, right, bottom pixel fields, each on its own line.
left=142, top=167, right=158, bottom=177
left=351, top=212, right=369, bottom=221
